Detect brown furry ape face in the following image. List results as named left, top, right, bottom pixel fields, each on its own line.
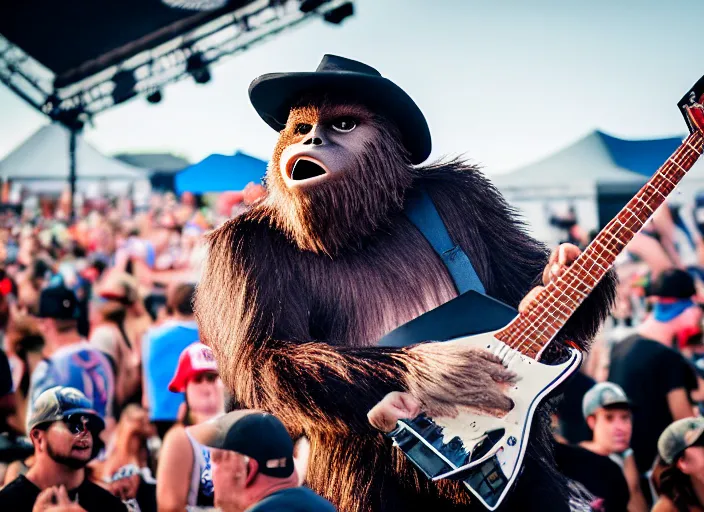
left=253, top=97, right=415, bottom=256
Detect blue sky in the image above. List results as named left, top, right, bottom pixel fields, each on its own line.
left=1, top=0, right=703, bottom=173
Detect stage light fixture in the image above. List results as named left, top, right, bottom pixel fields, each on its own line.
left=112, top=70, right=138, bottom=105
left=323, top=2, right=354, bottom=24
left=147, top=90, right=163, bottom=104
left=299, top=0, right=328, bottom=13
left=186, top=52, right=212, bottom=84
left=41, top=93, right=62, bottom=117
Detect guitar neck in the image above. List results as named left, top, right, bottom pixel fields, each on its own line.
left=495, top=130, right=704, bottom=359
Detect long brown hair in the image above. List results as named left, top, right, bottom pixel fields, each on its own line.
left=652, top=455, right=703, bottom=511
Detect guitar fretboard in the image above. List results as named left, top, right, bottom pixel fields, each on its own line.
left=495, top=130, right=704, bottom=359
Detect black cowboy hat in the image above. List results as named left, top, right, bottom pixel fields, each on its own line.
left=248, top=54, right=431, bottom=165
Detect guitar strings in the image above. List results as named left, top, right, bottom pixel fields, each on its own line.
left=506, top=134, right=704, bottom=365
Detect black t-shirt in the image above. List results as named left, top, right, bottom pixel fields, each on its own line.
left=248, top=486, right=337, bottom=511
left=608, top=334, right=698, bottom=475
left=0, top=348, right=14, bottom=434
left=0, top=349, right=12, bottom=397
left=0, top=475, right=126, bottom=512
left=556, top=370, right=596, bottom=444
left=553, top=443, right=629, bottom=512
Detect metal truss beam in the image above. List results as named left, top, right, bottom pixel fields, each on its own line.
left=0, top=0, right=353, bottom=129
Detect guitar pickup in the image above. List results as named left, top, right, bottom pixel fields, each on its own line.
left=392, top=415, right=507, bottom=481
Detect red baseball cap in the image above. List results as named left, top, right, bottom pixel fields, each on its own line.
left=168, top=342, right=219, bottom=393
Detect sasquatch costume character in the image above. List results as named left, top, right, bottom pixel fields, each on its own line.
left=195, top=55, right=616, bottom=511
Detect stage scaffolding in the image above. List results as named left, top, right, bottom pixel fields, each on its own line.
left=0, top=0, right=354, bottom=217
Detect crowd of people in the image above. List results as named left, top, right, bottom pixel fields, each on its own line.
left=1, top=184, right=704, bottom=511
left=549, top=195, right=704, bottom=511
left=0, top=187, right=334, bottom=512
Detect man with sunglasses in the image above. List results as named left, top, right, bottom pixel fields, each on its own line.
left=0, top=386, right=126, bottom=511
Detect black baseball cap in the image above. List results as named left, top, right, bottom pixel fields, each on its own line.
left=647, top=269, right=697, bottom=300
left=36, top=285, right=79, bottom=320
left=201, top=411, right=294, bottom=478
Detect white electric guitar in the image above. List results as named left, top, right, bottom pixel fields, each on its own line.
left=388, top=75, right=704, bottom=510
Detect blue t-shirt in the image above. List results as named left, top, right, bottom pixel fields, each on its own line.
left=27, top=342, right=115, bottom=426
left=142, top=320, right=199, bottom=421
left=248, top=487, right=337, bottom=512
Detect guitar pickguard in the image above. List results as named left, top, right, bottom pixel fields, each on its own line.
left=389, top=330, right=582, bottom=511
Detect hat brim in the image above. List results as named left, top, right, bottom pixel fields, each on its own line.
left=249, top=72, right=431, bottom=165
left=196, top=410, right=261, bottom=450
left=602, top=399, right=633, bottom=410
left=168, top=369, right=193, bottom=393
left=685, top=425, right=704, bottom=451
left=167, top=368, right=218, bottom=393
left=30, top=407, right=106, bottom=433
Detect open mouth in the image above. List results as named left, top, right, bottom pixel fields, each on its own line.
left=73, top=441, right=90, bottom=451
left=290, top=158, right=327, bottom=181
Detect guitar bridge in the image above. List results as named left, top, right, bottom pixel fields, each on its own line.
left=392, top=414, right=510, bottom=508
left=388, top=332, right=584, bottom=510
left=393, top=414, right=505, bottom=474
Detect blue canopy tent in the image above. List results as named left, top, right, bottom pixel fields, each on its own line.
left=598, top=131, right=684, bottom=177
left=492, top=130, right=704, bottom=243
left=175, top=151, right=267, bottom=194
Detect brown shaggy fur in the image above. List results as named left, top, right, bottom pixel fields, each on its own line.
left=261, top=100, right=413, bottom=256
left=195, top=100, right=616, bottom=511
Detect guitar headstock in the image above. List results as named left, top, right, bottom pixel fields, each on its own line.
left=679, top=74, right=704, bottom=134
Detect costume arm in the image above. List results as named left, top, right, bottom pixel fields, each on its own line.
left=198, top=217, right=515, bottom=436
left=239, top=339, right=515, bottom=437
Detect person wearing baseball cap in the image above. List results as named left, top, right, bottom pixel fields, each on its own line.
left=581, top=383, right=633, bottom=460
left=0, top=386, right=126, bottom=511
left=646, top=269, right=704, bottom=350
left=156, top=342, right=225, bottom=511
left=36, top=282, right=81, bottom=321
left=192, top=410, right=335, bottom=511
left=28, top=283, right=116, bottom=436
left=608, top=269, right=700, bottom=477
left=652, top=417, right=704, bottom=511
left=90, top=271, right=145, bottom=412
left=580, top=382, right=649, bottom=512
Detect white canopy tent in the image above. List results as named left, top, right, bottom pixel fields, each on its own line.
left=0, top=123, right=151, bottom=200
left=491, top=130, right=704, bottom=243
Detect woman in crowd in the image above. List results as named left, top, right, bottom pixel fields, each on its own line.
left=652, top=417, right=704, bottom=511
left=155, top=342, right=225, bottom=511
left=0, top=316, right=43, bottom=486
left=94, top=404, right=158, bottom=512
left=90, top=272, right=148, bottom=410
left=3, top=315, right=44, bottom=437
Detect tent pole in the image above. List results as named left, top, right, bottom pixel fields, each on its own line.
left=69, top=127, right=78, bottom=222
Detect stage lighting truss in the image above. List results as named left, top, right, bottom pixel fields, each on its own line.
left=0, top=0, right=354, bottom=128
left=161, top=0, right=229, bottom=11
